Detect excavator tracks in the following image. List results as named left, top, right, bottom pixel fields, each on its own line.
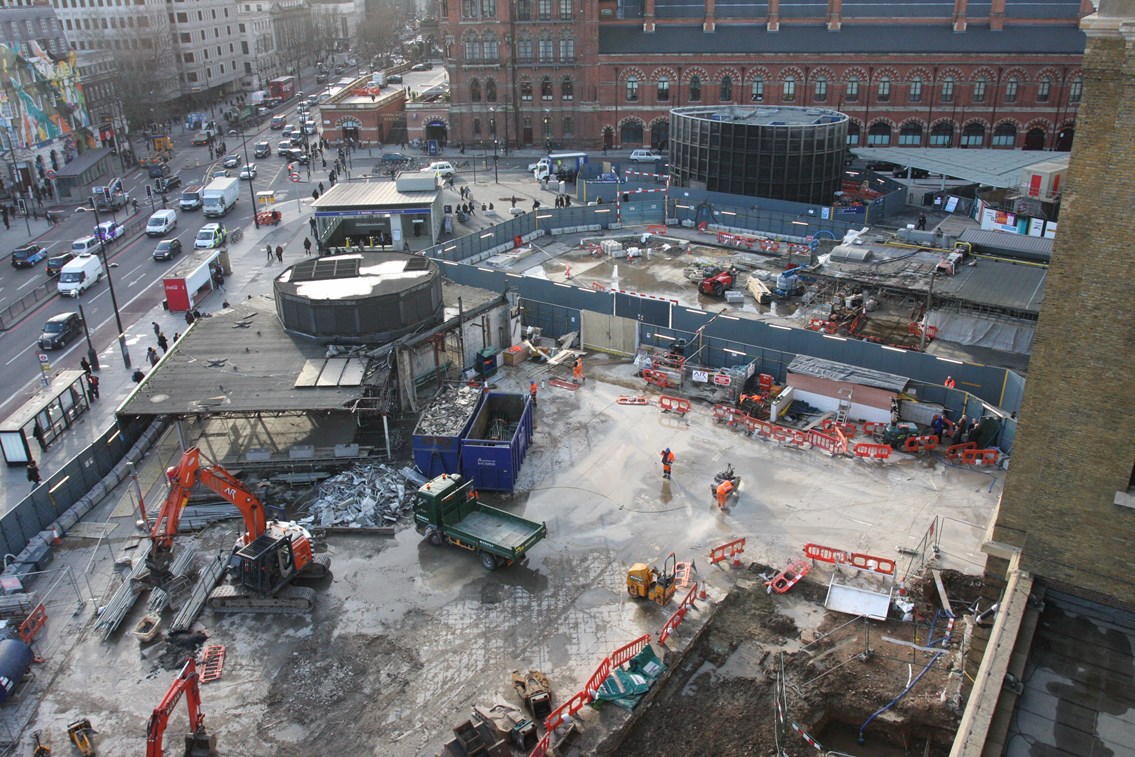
left=301, top=553, right=332, bottom=579
left=206, top=584, right=317, bottom=614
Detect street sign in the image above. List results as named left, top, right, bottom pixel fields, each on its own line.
left=37, top=353, right=49, bottom=363
left=713, top=373, right=732, bottom=386
left=44, top=169, right=57, bottom=180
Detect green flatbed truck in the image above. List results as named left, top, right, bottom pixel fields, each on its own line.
left=414, top=474, right=547, bottom=570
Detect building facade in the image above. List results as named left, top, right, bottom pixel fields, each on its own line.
left=439, top=0, right=1089, bottom=153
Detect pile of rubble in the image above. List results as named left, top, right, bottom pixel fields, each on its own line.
left=416, top=384, right=482, bottom=437
left=299, top=463, right=416, bottom=529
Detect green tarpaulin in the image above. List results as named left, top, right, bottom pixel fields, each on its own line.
left=594, top=645, right=667, bottom=711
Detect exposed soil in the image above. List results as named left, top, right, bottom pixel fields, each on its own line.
left=609, top=563, right=965, bottom=756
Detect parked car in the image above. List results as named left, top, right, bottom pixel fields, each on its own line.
left=629, top=149, right=663, bottom=164
left=254, top=141, right=272, bottom=158
left=411, top=61, right=433, bottom=71
left=11, top=244, right=48, bottom=268
left=421, top=161, right=455, bottom=178
left=39, top=312, right=84, bottom=350
left=194, top=223, right=227, bottom=250
left=239, top=163, right=258, bottom=180
left=152, top=238, right=183, bottom=261
left=893, top=165, right=931, bottom=179
left=145, top=209, right=178, bottom=237
left=46, top=250, right=75, bottom=277
left=93, top=220, right=125, bottom=243
left=222, top=154, right=241, bottom=168
left=282, top=148, right=309, bottom=164
left=381, top=152, right=412, bottom=166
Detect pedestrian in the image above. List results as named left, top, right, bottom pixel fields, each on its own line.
left=312, top=188, right=320, bottom=201
left=157, top=332, right=169, bottom=353
left=147, top=347, right=159, bottom=367
left=173, top=332, right=180, bottom=343
left=266, top=243, right=274, bottom=263
left=32, top=423, right=47, bottom=452
left=1, top=206, right=8, bottom=230
left=572, top=356, right=584, bottom=384
left=318, top=182, right=325, bottom=194
left=716, top=478, right=734, bottom=510
left=152, top=321, right=161, bottom=338
left=660, top=448, right=674, bottom=480
left=27, top=459, right=41, bottom=488
left=931, top=414, right=945, bottom=439
left=80, top=357, right=91, bottom=375
left=275, top=245, right=283, bottom=262
left=917, top=213, right=927, bottom=231
left=132, top=368, right=145, bottom=383
left=602, top=145, right=608, bottom=157
left=309, top=217, right=317, bottom=234
left=529, top=381, right=538, bottom=408
left=185, top=310, right=196, bottom=326
left=86, top=373, right=100, bottom=400
left=532, top=199, right=541, bottom=210
left=944, top=375, right=956, bottom=389
left=303, top=237, right=312, bottom=255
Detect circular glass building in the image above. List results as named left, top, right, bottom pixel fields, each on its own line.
left=668, top=106, right=849, bottom=204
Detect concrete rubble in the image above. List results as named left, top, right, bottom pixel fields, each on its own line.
left=298, top=462, right=416, bottom=528
left=416, top=384, right=482, bottom=436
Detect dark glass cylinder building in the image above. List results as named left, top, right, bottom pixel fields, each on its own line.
left=668, top=106, right=849, bottom=204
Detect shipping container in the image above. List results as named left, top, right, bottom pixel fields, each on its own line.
left=459, top=393, right=533, bottom=492
left=412, top=388, right=484, bottom=478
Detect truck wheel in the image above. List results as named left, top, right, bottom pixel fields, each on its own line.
left=479, top=551, right=498, bottom=571
left=713, top=283, right=724, bottom=297
left=426, top=528, right=442, bottom=546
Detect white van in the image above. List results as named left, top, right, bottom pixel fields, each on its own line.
left=146, top=209, right=177, bottom=237
left=71, top=236, right=101, bottom=257
left=57, top=253, right=105, bottom=297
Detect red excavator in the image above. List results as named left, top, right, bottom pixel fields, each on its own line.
left=697, top=266, right=739, bottom=297
left=146, top=658, right=217, bottom=757
left=149, top=447, right=331, bottom=613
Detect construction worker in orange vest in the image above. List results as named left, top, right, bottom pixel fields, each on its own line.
left=530, top=381, right=538, bottom=408
left=660, top=448, right=675, bottom=479
left=716, top=478, right=734, bottom=510
left=944, top=375, right=956, bottom=389
left=572, top=356, right=584, bottom=384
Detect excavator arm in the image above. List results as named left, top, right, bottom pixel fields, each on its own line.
left=146, top=658, right=214, bottom=757
left=150, top=447, right=268, bottom=554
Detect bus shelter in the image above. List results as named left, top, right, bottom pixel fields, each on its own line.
left=0, top=370, right=90, bottom=465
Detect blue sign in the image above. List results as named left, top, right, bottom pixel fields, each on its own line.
left=428, top=140, right=439, bottom=157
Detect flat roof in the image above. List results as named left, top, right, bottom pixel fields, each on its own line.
left=275, top=252, right=436, bottom=301
left=55, top=148, right=113, bottom=178
left=788, top=355, right=908, bottom=393
left=310, top=181, right=438, bottom=211
left=958, top=229, right=1054, bottom=260
left=598, top=23, right=1085, bottom=56
left=672, top=105, right=846, bottom=127
left=850, top=148, right=1069, bottom=189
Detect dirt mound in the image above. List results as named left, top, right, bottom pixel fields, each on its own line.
left=156, top=630, right=209, bottom=671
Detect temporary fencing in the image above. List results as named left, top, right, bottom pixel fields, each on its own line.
left=766, top=560, right=810, bottom=594
left=543, top=688, right=592, bottom=731
left=659, top=582, right=700, bottom=645
left=821, top=419, right=859, bottom=438
left=804, top=543, right=853, bottom=564
left=808, top=429, right=847, bottom=455
left=713, top=404, right=738, bottom=426
left=961, top=447, right=1000, bottom=466
left=610, top=634, right=652, bottom=668
left=708, top=537, right=746, bottom=566
left=853, top=442, right=893, bottom=460
left=903, top=434, right=939, bottom=453
left=804, top=542, right=895, bottom=577
left=945, top=441, right=977, bottom=460
left=617, top=395, right=650, bottom=405
left=658, top=395, right=691, bottom=415
left=582, top=657, right=612, bottom=701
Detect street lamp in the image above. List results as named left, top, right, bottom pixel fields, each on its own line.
left=237, top=122, right=260, bottom=228
left=75, top=300, right=99, bottom=372
left=493, top=139, right=499, bottom=184
left=83, top=201, right=131, bottom=369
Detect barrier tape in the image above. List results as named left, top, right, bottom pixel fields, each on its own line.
left=791, top=720, right=825, bottom=751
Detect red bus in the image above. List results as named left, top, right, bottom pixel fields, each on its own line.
left=268, top=76, right=296, bottom=101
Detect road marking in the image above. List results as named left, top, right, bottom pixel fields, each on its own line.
left=16, top=277, right=42, bottom=291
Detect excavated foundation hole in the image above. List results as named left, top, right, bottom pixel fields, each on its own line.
left=811, top=710, right=955, bottom=756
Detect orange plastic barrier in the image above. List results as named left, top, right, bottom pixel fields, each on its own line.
left=767, top=559, right=810, bottom=594
left=849, top=552, right=897, bottom=576
left=544, top=688, right=592, bottom=731
left=659, top=395, right=691, bottom=415
left=659, top=583, right=700, bottom=645
left=609, top=634, right=652, bottom=668
left=961, top=448, right=1001, bottom=466
left=862, top=421, right=885, bottom=436
left=529, top=734, right=552, bottom=757
left=713, top=404, right=737, bottom=425
left=617, top=396, right=650, bottom=405
left=822, top=419, right=859, bottom=438
left=643, top=369, right=678, bottom=389
left=18, top=605, right=46, bottom=646
left=852, top=442, right=893, bottom=460
left=787, top=429, right=809, bottom=447
left=582, top=657, right=612, bottom=699
left=804, top=543, right=853, bottom=564
left=809, top=429, right=848, bottom=455
left=646, top=224, right=667, bottom=236
left=903, top=434, right=940, bottom=453
left=708, top=537, right=746, bottom=566
left=746, top=417, right=773, bottom=437
left=771, top=425, right=788, bottom=442
left=945, top=441, right=977, bottom=460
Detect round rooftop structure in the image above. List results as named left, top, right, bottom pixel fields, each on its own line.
left=668, top=105, right=849, bottom=204
left=274, top=251, right=444, bottom=342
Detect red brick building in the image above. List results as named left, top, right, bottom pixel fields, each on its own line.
left=439, top=0, right=1089, bottom=152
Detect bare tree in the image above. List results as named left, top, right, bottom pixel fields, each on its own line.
left=355, top=8, right=406, bottom=66
left=108, top=43, right=178, bottom=132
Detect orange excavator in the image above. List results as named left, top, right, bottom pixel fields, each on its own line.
left=148, top=447, right=331, bottom=613
left=146, top=658, right=217, bottom=757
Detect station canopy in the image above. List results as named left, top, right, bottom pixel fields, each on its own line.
left=850, top=148, right=1068, bottom=189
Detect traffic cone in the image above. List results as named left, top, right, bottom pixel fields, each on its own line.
left=698, top=582, right=707, bottom=601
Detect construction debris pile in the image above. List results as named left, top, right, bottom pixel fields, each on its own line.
left=415, top=385, right=482, bottom=436
left=299, top=462, right=415, bottom=529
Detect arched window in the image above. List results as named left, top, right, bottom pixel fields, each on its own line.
left=973, top=76, right=987, bottom=103
left=846, top=76, right=859, bottom=102
left=470, top=79, right=481, bottom=102
left=720, top=75, right=733, bottom=102
left=520, top=80, right=533, bottom=101
left=516, top=0, right=531, bottom=20
left=1036, top=77, right=1050, bottom=103
left=867, top=122, right=891, bottom=146
left=992, top=123, right=1017, bottom=147
left=484, top=35, right=498, bottom=61
left=657, top=76, right=669, bottom=102
left=961, top=122, right=985, bottom=147
left=941, top=76, right=955, bottom=103
left=485, top=79, right=497, bottom=102
left=846, top=122, right=861, bottom=145
left=877, top=76, right=891, bottom=103
left=1004, top=77, right=1019, bottom=103
left=561, top=77, right=573, bottom=101
left=621, top=121, right=644, bottom=145
left=541, top=76, right=553, bottom=100
left=463, top=37, right=480, bottom=62
left=899, top=122, right=922, bottom=145
left=813, top=76, right=826, bottom=103
left=750, top=77, right=763, bottom=102
left=930, top=122, right=954, bottom=146
left=910, top=77, right=923, bottom=103
left=626, top=76, right=639, bottom=102
left=1069, top=76, right=1082, bottom=103
left=783, top=76, right=795, bottom=103
left=689, top=75, right=701, bottom=102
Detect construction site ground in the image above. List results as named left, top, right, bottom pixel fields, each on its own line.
left=7, top=356, right=1000, bottom=755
